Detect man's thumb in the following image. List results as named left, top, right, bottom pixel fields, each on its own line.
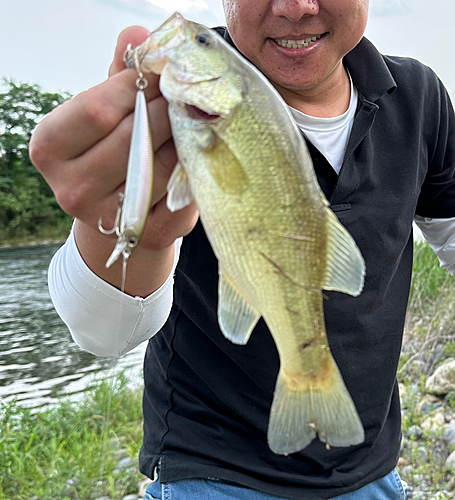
left=109, top=26, right=150, bottom=76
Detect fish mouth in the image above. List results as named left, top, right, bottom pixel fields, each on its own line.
left=185, top=104, right=221, bottom=121
left=270, top=32, right=327, bottom=49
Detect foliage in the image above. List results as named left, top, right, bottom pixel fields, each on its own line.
left=0, top=373, right=144, bottom=500
left=0, top=79, right=73, bottom=243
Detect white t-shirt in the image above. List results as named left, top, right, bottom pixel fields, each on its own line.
left=289, top=75, right=357, bottom=175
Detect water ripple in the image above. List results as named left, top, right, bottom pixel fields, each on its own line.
left=0, top=244, right=146, bottom=408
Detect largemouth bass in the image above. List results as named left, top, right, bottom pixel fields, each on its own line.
left=127, top=12, right=365, bottom=455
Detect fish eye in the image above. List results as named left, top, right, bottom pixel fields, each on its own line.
left=196, top=32, right=212, bottom=47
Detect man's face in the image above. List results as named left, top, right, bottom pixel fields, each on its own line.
left=223, top=0, right=369, bottom=96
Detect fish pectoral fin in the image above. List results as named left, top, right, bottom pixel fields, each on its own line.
left=268, top=357, right=364, bottom=455
left=218, top=270, right=260, bottom=345
left=204, top=134, right=248, bottom=195
left=166, top=162, right=195, bottom=212
left=323, top=210, right=365, bottom=296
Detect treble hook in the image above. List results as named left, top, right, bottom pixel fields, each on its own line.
left=98, top=192, right=124, bottom=237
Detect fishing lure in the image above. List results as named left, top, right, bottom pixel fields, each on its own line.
left=98, top=46, right=154, bottom=292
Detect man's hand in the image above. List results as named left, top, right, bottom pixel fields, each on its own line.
left=29, top=26, right=199, bottom=296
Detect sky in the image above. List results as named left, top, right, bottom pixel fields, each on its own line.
left=0, top=0, right=454, bottom=100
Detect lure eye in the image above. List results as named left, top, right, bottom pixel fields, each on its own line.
left=196, top=32, right=212, bottom=47
left=127, top=236, right=138, bottom=248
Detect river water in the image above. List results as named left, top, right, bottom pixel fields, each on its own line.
left=0, top=243, right=146, bottom=409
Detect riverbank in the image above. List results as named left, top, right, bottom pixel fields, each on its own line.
left=0, top=223, right=71, bottom=249
left=1, top=242, right=454, bottom=499
left=0, top=238, right=66, bottom=249
left=0, top=373, right=148, bottom=500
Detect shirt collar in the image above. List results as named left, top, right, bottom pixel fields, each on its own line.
left=215, top=28, right=397, bottom=103
left=344, top=37, right=397, bottom=102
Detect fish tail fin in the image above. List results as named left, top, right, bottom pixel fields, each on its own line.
left=267, top=357, right=364, bottom=455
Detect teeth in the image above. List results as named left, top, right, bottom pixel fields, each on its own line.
left=275, top=34, right=322, bottom=49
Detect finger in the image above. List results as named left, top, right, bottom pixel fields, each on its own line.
left=63, top=97, right=174, bottom=201
left=151, top=139, right=179, bottom=204
left=62, top=138, right=177, bottom=228
left=109, top=25, right=150, bottom=76
left=141, top=198, right=199, bottom=251
left=33, top=69, right=161, bottom=164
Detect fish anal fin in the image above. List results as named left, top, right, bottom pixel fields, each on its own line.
left=323, top=210, right=365, bottom=296
left=166, top=161, right=194, bottom=212
left=268, top=354, right=364, bottom=455
left=218, top=270, right=260, bottom=345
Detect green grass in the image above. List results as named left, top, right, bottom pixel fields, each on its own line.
left=0, top=373, right=145, bottom=500
left=410, top=241, right=454, bottom=303
left=400, top=241, right=455, bottom=378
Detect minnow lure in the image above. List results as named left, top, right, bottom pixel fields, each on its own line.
left=99, top=48, right=154, bottom=292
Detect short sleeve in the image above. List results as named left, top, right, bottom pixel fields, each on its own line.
left=415, top=77, right=454, bottom=218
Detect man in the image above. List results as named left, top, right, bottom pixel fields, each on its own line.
left=30, top=0, right=454, bottom=498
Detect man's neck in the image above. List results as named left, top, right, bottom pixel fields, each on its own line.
left=273, top=64, right=351, bottom=118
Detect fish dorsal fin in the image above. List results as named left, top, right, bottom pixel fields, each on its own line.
left=166, top=162, right=194, bottom=212
left=218, top=269, right=260, bottom=345
left=323, top=210, right=365, bottom=296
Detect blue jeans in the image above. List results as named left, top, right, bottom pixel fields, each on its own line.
left=145, top=468, right=408, bottom=500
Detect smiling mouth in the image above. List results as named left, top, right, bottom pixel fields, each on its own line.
left=272, top=33, right=326, bottom=49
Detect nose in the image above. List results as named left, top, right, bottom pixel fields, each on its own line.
left=271, top=0, right=319, bottom=22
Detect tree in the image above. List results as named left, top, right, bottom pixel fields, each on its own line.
left=0, top=79, right=72, bottom=241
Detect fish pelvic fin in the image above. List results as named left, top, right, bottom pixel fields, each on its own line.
left=218, top=269, right=260, bottom=345
left=167, top=161, right=194, bottom=212
left=323, top=209, right=365, bottom=296
left=267, top=356, right=364, bottom=455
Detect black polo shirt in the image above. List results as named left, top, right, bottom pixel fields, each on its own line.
left=139, top=32, right=455, bottom=499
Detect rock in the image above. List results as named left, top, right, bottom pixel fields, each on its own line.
left=116, top=457, right=134, bottom=470
left=415, top=446, right=429, bottom=465
left=397, top=457, right=407, bottom=467
left=444, top=423, right=455, bottom=446
left=138, top=478, right=153, bottom=497
left=406, top=425, right=423, bottom=440
left=446, top=451, right=455, bottom=471
left=94, top=497, right=111, bottom=500
left=114, top=448, right=130, bottom=461
left=432, top=443, right=450, bottom=466
left=413, top=473, right=424, bottom=483
left=417, top=395, right=443, bottom=415
left=400, top=465, right=413, bottom=480
left=400, top=436, right=408, bottom=452
left=449, top=477, right=455, bottom=490
left=421, top=408, right=445, bottom=434
left=122, top=496, right=139, bottom=500
left=426, top=360, right=455, bottom=395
